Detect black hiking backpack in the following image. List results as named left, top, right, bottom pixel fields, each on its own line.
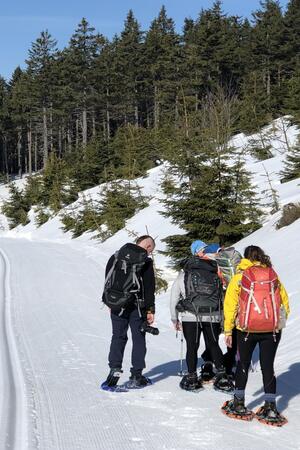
left=177, top=256, right=223, bottom=316
left=102, top=243, right=148, bottom=311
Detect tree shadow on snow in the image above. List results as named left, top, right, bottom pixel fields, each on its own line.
left=143, top=359, right=187, bottom=383
left=246, top=362, right=300, bottom=413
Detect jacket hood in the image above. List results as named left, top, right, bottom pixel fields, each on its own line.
left=236, top=258, right=263, bottom=272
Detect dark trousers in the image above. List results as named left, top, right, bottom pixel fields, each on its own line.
left=201, top=326, right=238, bottom=375
left=182, top=321, right=224, bottom=373
left=108, top=307, right=146, bottom=374
left=235, top=330, right=281, bottom=394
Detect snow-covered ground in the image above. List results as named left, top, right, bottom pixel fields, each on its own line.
left=0, top=118, right=299, bottom=449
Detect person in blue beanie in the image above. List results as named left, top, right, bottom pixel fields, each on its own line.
left=170, top=240, right=232, bottom=392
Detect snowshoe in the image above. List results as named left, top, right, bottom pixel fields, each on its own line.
left=126, top=374, right=152, bottom=389
left=200, top=362, right=215, bottom=384
left=255, top=402, right=288, bottom=427
left=100, top=383, right=128, bottom=393
left=180, top=372, right=203, bottom=392
left=101, top=368, right=125, bottom=391
left=214, top=371, right=234, bottom=393
left=221, top=397, right=254, bottom=421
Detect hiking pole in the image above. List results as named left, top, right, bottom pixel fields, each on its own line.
left=177, top=329, right=185, bottom=377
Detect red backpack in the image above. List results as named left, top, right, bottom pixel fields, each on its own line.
left=237, top=266, right=281, bottom=333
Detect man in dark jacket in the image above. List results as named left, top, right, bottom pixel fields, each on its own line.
left=102, top=235, right=156, bottom=388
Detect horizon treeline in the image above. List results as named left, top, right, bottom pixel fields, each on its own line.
left=0, top=0, right=299, bottom=179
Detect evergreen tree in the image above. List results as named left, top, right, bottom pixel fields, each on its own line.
left=238, top=71, right=272, bottom=133
left=93, top=37, right=119, bottom=140
left=40, top=153, right=78, bottom=212
left=280, top=134, right=300, bottom=182
left=26, top=30, right=58, bottom=166
left=283, top=0, right=300, bottom=73
left=0, top=76, right=10, bottom=179
left=110, top=124, right=157, bottom=179
left=99, top=180, right=148, bottom=240
left=144, top=6, right=181, bottom=127
left=162, top=90, right=261, bottom=262
left=66, top=138, right=109, bottom=191
left=7, top=67, right=32, bottom=176
left=252, top=1, right=287, bottom=112
left=1, top=183, right=30, bottom=228
left=284, top=63, right=300, bottom=121
left=23, top=174, right=45, bottom=206
left=112, top=10, right=144, bottom=125
left=67, top=18, right=100, bottom=147
left=9, top=69, right=39, bottom=174
left=61, top=195, right=103, bottom=238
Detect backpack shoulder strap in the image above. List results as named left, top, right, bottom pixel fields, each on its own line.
left=104, top=252, right=118, bottom=285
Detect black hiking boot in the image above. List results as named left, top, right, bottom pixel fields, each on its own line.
left=221, top=396, right=254, bottom=421
left=127, top=372, right=152, bottom=388
left=214, top=369, right=234, bottom=393
left=255, top=401, right=288, bottom=427
left=180, top=372, right=203, bottom=391
left=102, top=368, right=123, bottom=387
left=200, top=362, right=215, bottom=383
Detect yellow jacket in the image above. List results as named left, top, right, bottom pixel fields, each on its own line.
left=224, top=258, right=290, bottom=335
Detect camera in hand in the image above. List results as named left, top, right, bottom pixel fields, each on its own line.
left=140, top=321, right=159, bottom=335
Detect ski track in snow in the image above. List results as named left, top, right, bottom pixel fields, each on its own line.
left=0, top=238, right=299, bottom=450
left=0, top=248, right=28, bottom=449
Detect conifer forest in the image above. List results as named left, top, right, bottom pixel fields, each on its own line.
left=0, top=0, right=300, bottom=259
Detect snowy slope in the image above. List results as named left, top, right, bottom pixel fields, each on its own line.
left=0, top=118, right=299, bottom=450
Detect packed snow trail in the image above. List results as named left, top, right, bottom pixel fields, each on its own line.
left=0, top=249, right=27, bottom=449
left=1, top=237, right=300, bottom=450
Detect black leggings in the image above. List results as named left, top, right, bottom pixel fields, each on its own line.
left=182, top=321, right=224, bottom=373
left=235, top=330, right=281, bottom=394
left=201, top=326, right=238, bottom=375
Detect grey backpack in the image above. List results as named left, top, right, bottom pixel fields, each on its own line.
left=215, top=247, right=242, bottom=287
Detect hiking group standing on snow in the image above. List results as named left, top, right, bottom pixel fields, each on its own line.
left=101, top=236, right=289, bottom=427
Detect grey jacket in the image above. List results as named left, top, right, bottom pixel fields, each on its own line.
left=170, top=271, right=223, bottom=323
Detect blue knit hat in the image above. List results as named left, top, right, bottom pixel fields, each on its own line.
left=191, top=240, right=207, bottom=255
left=203, top=243, right=221, bottom=254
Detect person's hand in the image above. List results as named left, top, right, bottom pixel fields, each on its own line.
left=172, top=319, right=182, bottom=331
left=147, top=313, right=154, bottom=324
left=225, top=334, right=232, bottom=348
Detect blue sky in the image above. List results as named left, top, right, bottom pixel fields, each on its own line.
left=1, top=0, right=290, bottom=81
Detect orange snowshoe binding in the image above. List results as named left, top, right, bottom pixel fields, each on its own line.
left=255, top=401, right=287, bottom=427
left=222, top=396, right=254, bottom=421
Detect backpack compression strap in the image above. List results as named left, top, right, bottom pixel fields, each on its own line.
left=242, top=282, right=261, bottom=330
